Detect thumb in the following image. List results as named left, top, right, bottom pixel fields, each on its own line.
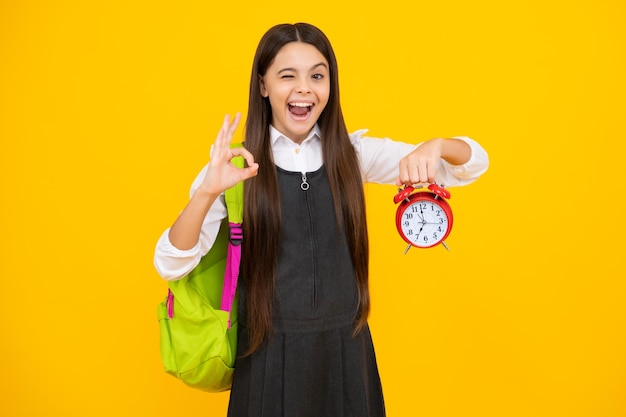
left=239, top=163, right=259, bottom=181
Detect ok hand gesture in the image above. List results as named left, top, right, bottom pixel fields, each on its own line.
left=198, top=113, right=259, bottom=197
left=168, top=113, right=259, bottom=251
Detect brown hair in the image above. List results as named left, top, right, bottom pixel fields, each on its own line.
left=242, top=23, right=369, bottom=355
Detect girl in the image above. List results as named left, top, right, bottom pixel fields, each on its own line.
left=155, top=22, right=489, bottom=417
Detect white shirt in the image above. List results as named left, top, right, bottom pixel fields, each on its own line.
left=154, top=126, right=489, bottom=280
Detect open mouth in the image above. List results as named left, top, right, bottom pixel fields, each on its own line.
left=288, top=102, right=314, bottom=117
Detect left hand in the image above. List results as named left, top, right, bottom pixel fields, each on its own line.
left=396, top=138, right=444, bottom=186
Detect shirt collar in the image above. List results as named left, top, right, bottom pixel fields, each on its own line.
left=270, top=124, right=322, bottom=147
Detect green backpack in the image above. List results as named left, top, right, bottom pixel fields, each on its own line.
left=157, top=153, right=244, bottom=392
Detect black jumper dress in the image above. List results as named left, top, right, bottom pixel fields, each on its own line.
left=227, top=166, right=385, bottom=417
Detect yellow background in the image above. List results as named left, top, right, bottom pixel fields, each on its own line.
left=1, top=0, right=625, bottom=416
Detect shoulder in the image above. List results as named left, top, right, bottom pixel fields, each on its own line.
left=348, top=129, right=369, bottom=155
left=349, top=129, right=369, bottom=142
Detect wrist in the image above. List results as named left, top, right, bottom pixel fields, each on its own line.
left=192, top=184, right=221, bottom=205
left=440, top=138, right=471, bottom=166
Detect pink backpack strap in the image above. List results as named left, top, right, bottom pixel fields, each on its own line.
left=166, top=288, right=174, bottom=319
left=220, top=150, right=244, bottom=329
left=220, top=222, right=242, bottom=328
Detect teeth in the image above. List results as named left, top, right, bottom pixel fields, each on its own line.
left=289, top=102, right=313, bottom=107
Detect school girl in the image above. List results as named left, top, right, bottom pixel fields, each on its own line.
left=155, top=22, right=489, bottom=417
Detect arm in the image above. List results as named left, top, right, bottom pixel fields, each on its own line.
left=353, top=131, right=489, bottom=186
left=154, top=113, right=259, bottom=280
left=168, top=113, right=258, bottom=250
left=153, top=189, right=225, bottom=281
left=396, top=138, right=471, bottom=186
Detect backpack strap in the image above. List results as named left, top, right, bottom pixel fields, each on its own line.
left=221, top=144, right=245, bottom=328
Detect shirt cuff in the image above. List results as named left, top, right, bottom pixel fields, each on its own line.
left=446, top=136, right=490, bottom=180
left=153, top=228, right=202, bottom=281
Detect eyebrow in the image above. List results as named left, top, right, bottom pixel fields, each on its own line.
left=277, top=62, right=328, bottom=74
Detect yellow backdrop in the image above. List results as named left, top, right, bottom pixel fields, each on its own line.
left=1, top=0, right=625, bottom=416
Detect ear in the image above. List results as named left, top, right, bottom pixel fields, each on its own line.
left=259, top=76, right=268, bottom=97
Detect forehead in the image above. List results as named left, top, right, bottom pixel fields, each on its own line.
left=269, top=42, right=328, bottom=70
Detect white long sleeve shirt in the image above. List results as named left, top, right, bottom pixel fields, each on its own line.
left=154, top=125, right=489, bottom=280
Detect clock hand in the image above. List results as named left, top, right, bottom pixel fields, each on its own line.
left=415, top=223, right=425, bottom=241
left=415, top=206, right=427, bottom=240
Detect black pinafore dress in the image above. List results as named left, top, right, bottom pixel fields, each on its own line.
left=227, top=166, right=385, bottom=417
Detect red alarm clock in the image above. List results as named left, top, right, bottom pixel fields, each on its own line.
left=393, top=183, right=453, bottom=253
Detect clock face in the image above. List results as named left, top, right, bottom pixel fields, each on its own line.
left=399, top=198, right=451, bottom=248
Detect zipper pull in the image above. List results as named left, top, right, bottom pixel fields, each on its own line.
left=166, top=288, right=174, bottom=318
left=300, top=173, right=310, bottom=191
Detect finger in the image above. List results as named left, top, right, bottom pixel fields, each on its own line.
left=426, top=160, right=437, bottom=183
left=230, top=145, right=257, bottom=169
left=397, top=160, right=410, bottom=185
left=242, top=163, right=259, bottom=179
left=411, top=160, right=428, bottom=184
left=222, top=113, right=231, bottom=130
left=221, top=112, right=242, bottom=146
left=212, top=114, right=231, bottom=155
left=227, top=112, right=242, bottom=137
left=228, top=161, right=259, bottom=184
left=425, top=156, right=442, bottom=183
left=213, top=113, right=242, bottom=161
left=421, top=162, right=431, bottom=183
left=408, top=162, right=419, bottom=184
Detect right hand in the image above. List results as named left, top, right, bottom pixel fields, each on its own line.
left=198, top=113, right=259, bottom=197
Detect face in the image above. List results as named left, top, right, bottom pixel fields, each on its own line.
left=260, top=42, right=330, bottom=144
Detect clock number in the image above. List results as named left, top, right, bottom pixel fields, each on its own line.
left=405, top=213, right=413, bottom=220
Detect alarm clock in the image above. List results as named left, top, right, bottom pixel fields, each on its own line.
left=393, top=183, right=453, bottom=253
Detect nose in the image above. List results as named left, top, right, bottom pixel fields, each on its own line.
left=296, top=77, right=312, bottom=94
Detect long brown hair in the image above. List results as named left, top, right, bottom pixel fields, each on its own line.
left=242, top=23, right=369, bottom=355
